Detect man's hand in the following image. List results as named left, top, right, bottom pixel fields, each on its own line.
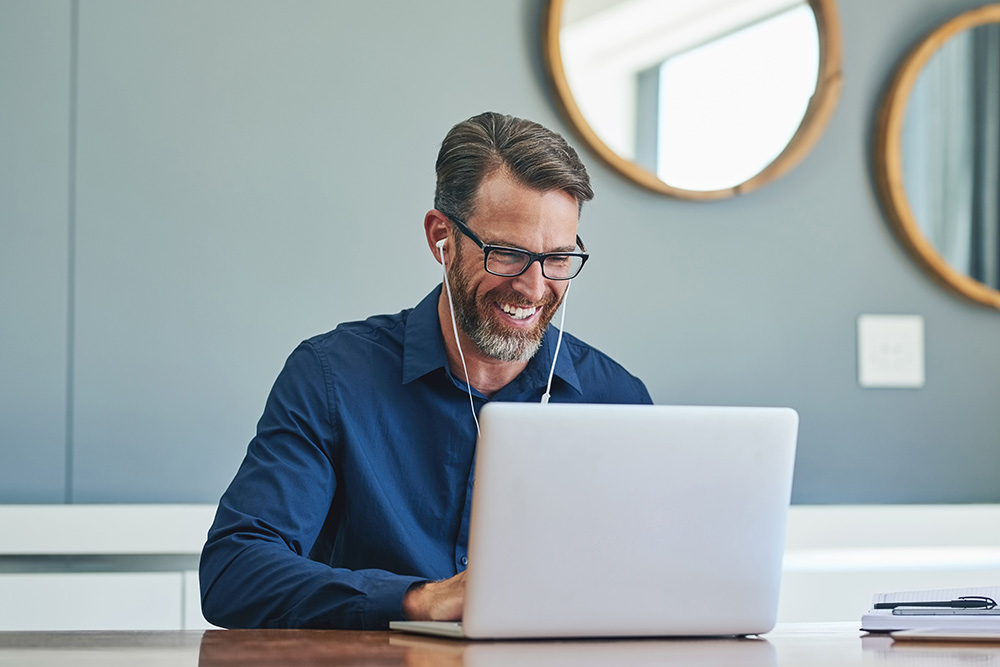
left=401, top=570, right=466, bottom=621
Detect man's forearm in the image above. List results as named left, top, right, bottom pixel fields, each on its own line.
left=201, top=539, right=424, bottom=629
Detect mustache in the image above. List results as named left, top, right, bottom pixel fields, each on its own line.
left=485, top=288, right=558, bottom=310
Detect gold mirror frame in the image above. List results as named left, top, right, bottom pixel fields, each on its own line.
left=543, top=0, right=844, bottom=200
left=874, top=5, right=1000, bottom=310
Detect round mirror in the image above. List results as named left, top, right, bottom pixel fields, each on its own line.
left=875, top=5, right=1000, bottom=310
left=543, top=0, right=843, bottom=200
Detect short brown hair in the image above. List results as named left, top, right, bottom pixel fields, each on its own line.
left=434, top=112, right=593, bottom=222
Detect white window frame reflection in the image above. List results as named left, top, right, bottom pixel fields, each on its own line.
left=650, top=4, right=819, bottom=191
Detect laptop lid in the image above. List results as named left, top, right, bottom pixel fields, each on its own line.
left=459, top=403, right=799, bottom=639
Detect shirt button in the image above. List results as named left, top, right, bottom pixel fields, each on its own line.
left=460, top=556, right=468, bottom=566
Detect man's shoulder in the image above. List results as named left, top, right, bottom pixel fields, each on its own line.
left=303, top=309, right=411, bottom=352
left=557, top=330, right=651, bottom=403
left=558, top=330, right=623, bottom=367
left=301, top=288, right=440, bottom=356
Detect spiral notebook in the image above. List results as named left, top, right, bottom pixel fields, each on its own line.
left=861, top=586, right=1000, bottom=633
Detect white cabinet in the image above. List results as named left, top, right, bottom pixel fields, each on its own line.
left=0, top=572, right=184, bottom=630
left=0, top=505, right=217, bottom=630
left=779, top=505, right=1000, bottom=622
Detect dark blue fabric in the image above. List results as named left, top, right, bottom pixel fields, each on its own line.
left=200, top=285, right=651, bottom=630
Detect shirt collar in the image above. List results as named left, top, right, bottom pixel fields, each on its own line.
left=401, top=284, right=582, bottom=395
left=401, top=286, right=450, bottom=384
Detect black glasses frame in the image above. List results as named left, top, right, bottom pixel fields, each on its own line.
left=446, top=215, right=589, bottom=280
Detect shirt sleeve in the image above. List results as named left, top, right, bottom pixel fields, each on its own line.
left=199, top=342, right=425, bottom=629
left=631, top=376, right=654, bottom=405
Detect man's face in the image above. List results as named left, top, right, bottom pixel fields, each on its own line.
left=446, top=171, right=580, bottom=363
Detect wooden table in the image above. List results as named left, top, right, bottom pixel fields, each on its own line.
left=0, top=623, right=997, bottom=666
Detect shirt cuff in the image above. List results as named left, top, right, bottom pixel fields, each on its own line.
left=363, top=574, right=428, bottom=630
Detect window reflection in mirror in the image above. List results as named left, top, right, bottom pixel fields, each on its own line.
left=875, top=5, right=1000, bottom=309
left=901, top=23, right=1000, bottom=291
left=654, top=5, right=817, bottom=190
left=550, top=0, right=841, bottom=199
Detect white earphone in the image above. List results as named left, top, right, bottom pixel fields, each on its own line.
left=438, top=234, right=480, bottom=435
left=437, top=227, right=570, bottom=431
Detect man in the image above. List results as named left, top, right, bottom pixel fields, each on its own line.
left=200, top=112, right=651, bottom=630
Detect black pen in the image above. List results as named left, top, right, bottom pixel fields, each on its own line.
left=874, top=596, right=997, bottom=610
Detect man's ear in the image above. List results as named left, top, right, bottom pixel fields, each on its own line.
left=424, top=210, right=451, bottom=264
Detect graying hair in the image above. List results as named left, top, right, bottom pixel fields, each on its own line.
left=433, top=112, right=594, bottom=223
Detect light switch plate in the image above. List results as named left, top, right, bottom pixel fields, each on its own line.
left=857, top=315, right=925, bottom=388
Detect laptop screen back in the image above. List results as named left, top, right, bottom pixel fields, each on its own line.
left=462, top=403, right=798, bottom=639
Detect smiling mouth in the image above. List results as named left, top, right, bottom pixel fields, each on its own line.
left=500, top=303, right=538, bottom=321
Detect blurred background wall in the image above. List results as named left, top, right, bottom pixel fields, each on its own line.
left=1, top=0, right=998, bottom=505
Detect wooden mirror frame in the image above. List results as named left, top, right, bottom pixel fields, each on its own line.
left=542, top=0, right=843, bottom=200
left=874, top=5, right=1000, bottom=310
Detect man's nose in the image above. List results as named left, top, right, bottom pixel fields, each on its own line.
left=511, top=260, right=547, bottom=302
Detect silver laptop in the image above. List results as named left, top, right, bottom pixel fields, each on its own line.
left=391, top=403, right=798, bottom=640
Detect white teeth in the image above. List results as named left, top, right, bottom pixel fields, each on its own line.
left=502, top=304, right=537, bottom=320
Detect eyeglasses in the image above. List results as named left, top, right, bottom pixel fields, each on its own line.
left=446, top=215, right=589, bottom=280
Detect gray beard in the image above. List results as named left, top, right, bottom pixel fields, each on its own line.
left=460, top=312, right=543, bottom=363
left=447, top=260, right=554, bottom=363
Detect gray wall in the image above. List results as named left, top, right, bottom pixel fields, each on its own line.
left=2, top=0, right=998, bottom=505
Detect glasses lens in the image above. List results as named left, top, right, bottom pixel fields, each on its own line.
left=485, top=249, right=531, bottom=276
left=542, top=255, right=584, bottom=279
left=484, top=248, right=586, bottom=279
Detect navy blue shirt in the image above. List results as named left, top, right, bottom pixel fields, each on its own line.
left=200, top=286, right=651, bottom=630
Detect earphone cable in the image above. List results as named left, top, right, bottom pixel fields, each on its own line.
left=440, top=243, right=481, bottom=436
left=541, top=278, right=570, bottom=405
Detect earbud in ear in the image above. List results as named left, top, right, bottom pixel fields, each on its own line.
left=436, top=238, right=446, bottom=249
